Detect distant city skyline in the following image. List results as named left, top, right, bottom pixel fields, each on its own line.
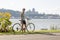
left=0, top=0, right=60, bottom=14
left=0, top=8, right=60, bottom=19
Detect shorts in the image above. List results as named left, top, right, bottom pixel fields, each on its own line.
left=21, top=20, right=26, bottom=24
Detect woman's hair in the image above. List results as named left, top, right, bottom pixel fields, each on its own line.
left=22, top=8, right=25, bottom=11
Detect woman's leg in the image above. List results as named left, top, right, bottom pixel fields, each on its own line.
left=22, top=24, right=23, bottom=32
left=23, top=24, right=26, bottom=32
left=21, top=20, right=26, bottom=32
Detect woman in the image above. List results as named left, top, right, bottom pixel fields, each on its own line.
left=21, top=8, right=26, bottom=32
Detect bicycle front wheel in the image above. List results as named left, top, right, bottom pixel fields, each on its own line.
left=12, top=23, right=21, bottom=32
left=27, top=23, right=35, bottom=32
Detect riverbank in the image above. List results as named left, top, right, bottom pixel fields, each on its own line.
left=0, top=30, right=60, bottom=35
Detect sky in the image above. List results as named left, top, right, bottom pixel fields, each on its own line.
left=0, top=0, right=60, bottom=14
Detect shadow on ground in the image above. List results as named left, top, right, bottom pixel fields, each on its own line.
left=25, top=32, right=60, bottom=36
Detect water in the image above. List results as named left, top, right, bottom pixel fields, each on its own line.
left=10, top=19, right=60, bottom=30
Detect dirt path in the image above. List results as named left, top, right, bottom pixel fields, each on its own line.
left=0, top=33, right=60, bottom=40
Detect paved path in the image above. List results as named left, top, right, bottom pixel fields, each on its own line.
left=0, top=33, right=60, bottom=40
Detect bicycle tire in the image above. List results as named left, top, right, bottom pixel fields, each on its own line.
left=26, top=23, right=35, bottom=32
left=12, top=23, right=21, bottom=32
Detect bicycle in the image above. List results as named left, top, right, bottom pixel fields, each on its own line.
left=12, top=19, right=35, bottom=32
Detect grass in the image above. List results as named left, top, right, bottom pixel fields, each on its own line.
left=35, top=30, right=60, bottom=33
left=0, top=30, right=60, bottom=35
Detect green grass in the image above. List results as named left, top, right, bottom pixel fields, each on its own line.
left=35, top=30, right=60, bottom=33
left=0, top=30, right=60, bottom=35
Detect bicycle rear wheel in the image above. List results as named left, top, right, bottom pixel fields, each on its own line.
left=26, top=23, right=35, bottom=32
left=12, top=23, right=21, bottom=32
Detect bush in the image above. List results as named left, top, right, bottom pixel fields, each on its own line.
left=50, top=24, right=57, bottom=30
left=0, top=12, right=12, bottom=32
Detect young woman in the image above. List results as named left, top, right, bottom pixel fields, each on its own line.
left=21, top=8, right=26, bottom=32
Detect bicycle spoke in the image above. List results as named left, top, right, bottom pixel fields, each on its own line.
left=12, top=23, right=21, bottom=32
left=27, top=23, right=35, bottom=32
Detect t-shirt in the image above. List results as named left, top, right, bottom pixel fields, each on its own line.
left=21, top=12, right=25, bottom=20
